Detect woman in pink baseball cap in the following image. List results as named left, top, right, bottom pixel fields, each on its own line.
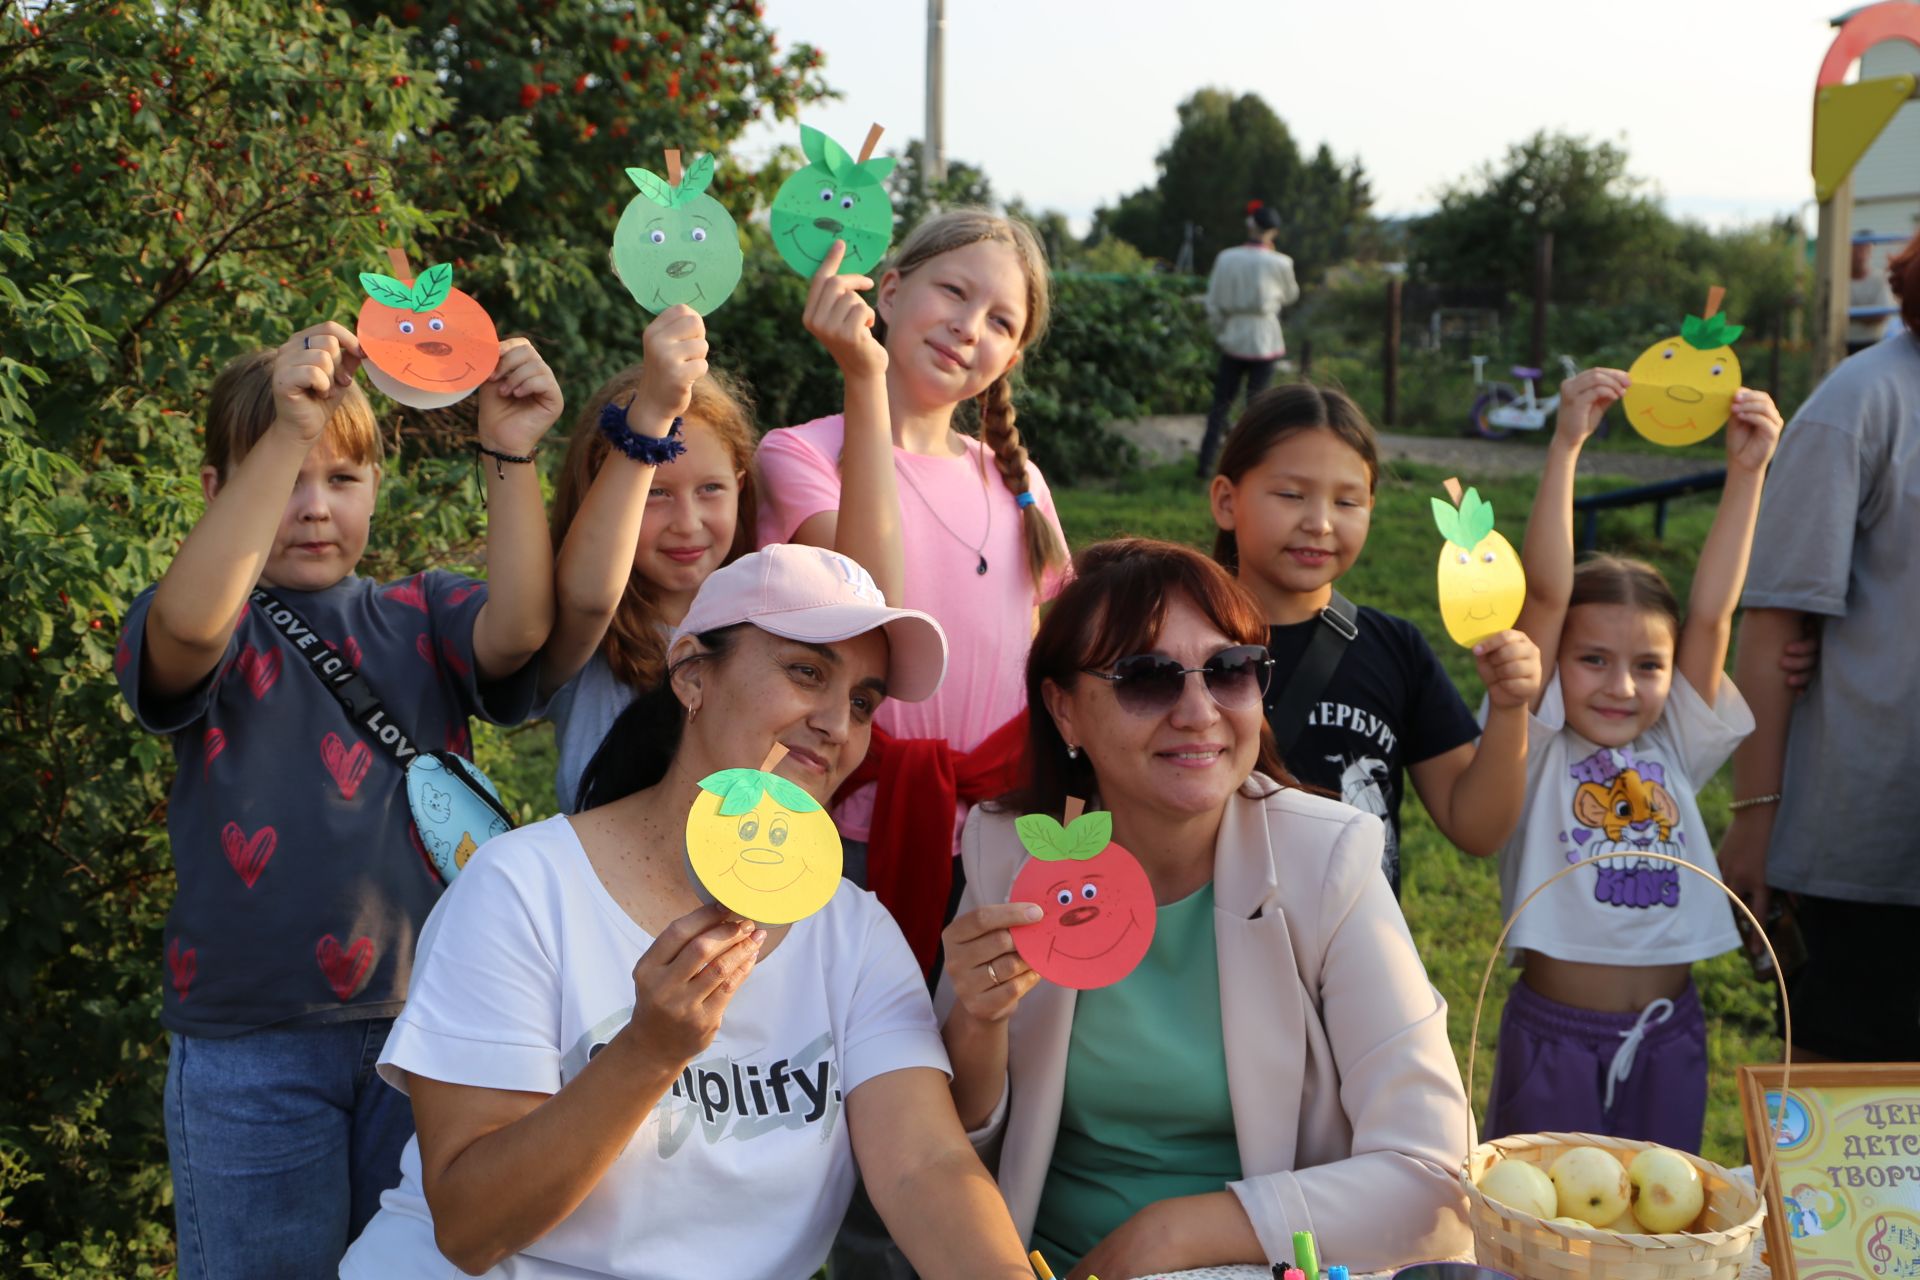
left=342, top=544, right=1034, bottom=1280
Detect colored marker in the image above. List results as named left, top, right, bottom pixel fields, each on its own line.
left=1283, top=1269, right=1306, bottom=1280
left=1328, top=1268, right=1350, bottom=1280
left=1293, top=1229, right=1321, bottom=1279
left=1029, top=1250, right=1055, bottom=1279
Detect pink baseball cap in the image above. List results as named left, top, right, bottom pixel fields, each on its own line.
left=671, top=544, right=948, bottom=702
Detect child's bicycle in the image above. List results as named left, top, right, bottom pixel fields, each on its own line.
left=1467, top=354, right=1581, bottom=440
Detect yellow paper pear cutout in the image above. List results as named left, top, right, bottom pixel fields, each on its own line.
left=1431, top=478, right=1525, bottom=648
left=684, top=744, right=843, bottom=924
left=1621, top=287, right=1743, bottom=447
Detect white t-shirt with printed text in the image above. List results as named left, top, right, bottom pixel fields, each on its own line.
left=340, top=814, right=948, bottom=1279
left=1494, top=672, right=1752, bottom=967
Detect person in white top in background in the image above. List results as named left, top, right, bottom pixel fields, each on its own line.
left=1198, top=201, right=1300, bottom=477
left=1848, top=233, right=1897, bottom=356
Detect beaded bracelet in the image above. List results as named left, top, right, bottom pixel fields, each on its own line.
left=1729, top=793, right=1783, bottom=811
left=599, top=401, right=687, bottom=465
left=474, top=442, right=536, bottom=480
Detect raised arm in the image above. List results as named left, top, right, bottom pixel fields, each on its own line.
left=1675, top=389, right=1783, bottom=703
left=144, top=323, right=363, bottom=701
left=469, top=339, right=563, bottom=682
left=539, top=308, right=705, bottom=696
left=797, top=239, right=904, bottom=604
left=1515, top=368, right=1626, bottom=702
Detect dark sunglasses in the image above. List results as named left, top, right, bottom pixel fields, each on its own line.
left=1082, top=644, right=1274, bottom=715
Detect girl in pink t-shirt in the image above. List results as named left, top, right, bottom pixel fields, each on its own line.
left=757, top=209, right=1068, bottom=970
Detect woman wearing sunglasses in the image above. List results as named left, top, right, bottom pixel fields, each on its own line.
left=936, top=539, right=1472, bottom=1280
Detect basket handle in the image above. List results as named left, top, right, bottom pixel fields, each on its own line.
left=1464, top=851, right=1790, bottom=1204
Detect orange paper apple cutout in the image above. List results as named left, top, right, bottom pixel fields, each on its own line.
left=1010, top=809, right=1156, bottom=990
left=356, top=261, right=500, bottom=409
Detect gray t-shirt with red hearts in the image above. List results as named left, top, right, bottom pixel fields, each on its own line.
left=118, top=571, right=538, bottom=1037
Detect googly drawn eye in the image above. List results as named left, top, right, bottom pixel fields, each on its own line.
left=428, top=317, right=444, bottom=331
left=1080, top=883, right=1098, bottom=900
left=1482, top=551, right=1496, bottom=563
left=1055, top=889, right=1073, bottom=906
left=1709, top=363, right=1723, bottom=376
left=1662, top=347, right=1676, bottom=360
left=736, top=817, right=759, bottom=841
left=818, top=187, right=834, bottom=202
left=839, top=195, right=854, bottom=210
left=690, top=227, right=707, bottom=242
left=1457, top=552, right=1469, bottom=564
left=398, top=320, right=414, bottom=334
left=649, top=229, right=666, bottom=245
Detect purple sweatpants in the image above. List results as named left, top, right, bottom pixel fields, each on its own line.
left=1485, top=976, right=1708, bottom=1153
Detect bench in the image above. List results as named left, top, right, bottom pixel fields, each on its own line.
left=1572, top=469, right=1727, bottom=550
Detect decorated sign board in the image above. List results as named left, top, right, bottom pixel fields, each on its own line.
left=684, top=743, right=843, bottom=925
left=1009, top=800, right=1156, bottom=990
left=1739, top=1063, right=1920, bottom=1280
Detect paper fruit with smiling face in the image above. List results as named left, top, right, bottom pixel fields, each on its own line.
left=1431, top=483, right=1524, bottom=648
left=612, top=153, right=744, bottom=316
left=1622, top=306, right=1744, bottom=447
left=684, top=764, right=842, bottom=924
left=356, top=262, right=501, bottom=410
left=769, top=125, right=898, bottom=277
left=1009, top=810, right=1156, bottom=990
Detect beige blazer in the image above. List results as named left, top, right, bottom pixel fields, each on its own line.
left=936, top=779, right=1473, bottom=1273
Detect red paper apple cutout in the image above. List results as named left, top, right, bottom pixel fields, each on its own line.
left=1010, top=809, right=1156, bottom=990
left=355, top=252, right=500, bottom=410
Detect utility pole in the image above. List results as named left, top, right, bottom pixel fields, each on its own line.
left=924, top=0, right=946, bottom=194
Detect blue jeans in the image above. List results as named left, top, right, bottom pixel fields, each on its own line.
left=165, top=1018, right=413, bottom=1280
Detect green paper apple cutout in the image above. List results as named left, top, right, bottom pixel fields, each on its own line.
left=612, top=153, right=744, bottom=316
left=769, top=125, right=898, bottom=277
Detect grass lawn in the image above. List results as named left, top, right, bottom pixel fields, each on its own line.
left=476, top=451, right=1780, bottom=1171
left=1052, top=458, right=1780, bottom=1169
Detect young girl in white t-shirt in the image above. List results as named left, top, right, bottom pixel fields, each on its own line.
left=1489, top=366, right=1784, bottom=1153
left=756, top=210, right=1070, bottom=972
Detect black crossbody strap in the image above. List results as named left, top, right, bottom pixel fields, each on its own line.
left=250, top=586, right=422, bottom=763
left=1267, top=588, right=1358, bottom=757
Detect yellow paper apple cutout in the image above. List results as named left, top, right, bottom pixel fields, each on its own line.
left=1431, top=480, right=1524, bottom=648
left=685, top=755, right=843, bottom=924
left=1621, top=291, right=1743, bottom=447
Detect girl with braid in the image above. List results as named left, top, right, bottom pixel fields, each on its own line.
left=757, top=209, right=1069, bottom=977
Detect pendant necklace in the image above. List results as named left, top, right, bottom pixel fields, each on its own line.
left=896, top=436, right=992, bottom=575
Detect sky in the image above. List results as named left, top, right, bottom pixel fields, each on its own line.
left=737, top=0, right=1867, bottom=236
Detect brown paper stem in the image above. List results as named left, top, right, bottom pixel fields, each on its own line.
left=664, top=148, right=683, bottom=188
left=758, top=742, right=789, bottom=774
left=1704, top=284, right=1725, bottom=320
left=386, top=246, right=414, bottom=284
left=1442, top=476, right=1464, bottom=506
left=1064, top=796, right=1086, bottom=825
left=857, top=123, right=884, bottom=165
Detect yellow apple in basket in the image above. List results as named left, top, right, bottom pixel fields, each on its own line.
left=1477, top=1158, right=1557, bottom=1219
left=1551, top=1147, right=1631, bottom=1226
left=1628, top=1147, right=1705, bottom=1233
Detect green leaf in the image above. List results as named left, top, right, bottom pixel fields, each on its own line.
left=1014, top=813, right=1071, bottom=860
left=1063, top=811, right=1113, bottom=860
left=799, top=124, right=829, bottom=168
left=763, top=772, right=823, bottom=814
left=815, top=128, right=856, bottom=183
left=411, top=262, right=453, bottom=311
left=1430, top=496, right=1463, bottom=546
left=860, top=155, right=898, bottom=186
left=626, top=167, right=674, bottom=208
left=675, top=153, right=716, bottom=204
left=359, top=272, right=415, bottom=307
left=1457, top=487, right=1496, bottom=547
left=719, top=776, right=762, bottom=817
left=1681, top=312, right=1744, bottom=351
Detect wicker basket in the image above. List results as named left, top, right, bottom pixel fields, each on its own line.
left=1458, top=854, right=1790, bottom=1280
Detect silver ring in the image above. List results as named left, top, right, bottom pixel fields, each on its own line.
left=986, top=961, right=1000, bottom=985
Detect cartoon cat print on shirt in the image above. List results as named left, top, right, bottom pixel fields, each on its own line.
left=1564, top=744, right=1683, bottom=909
left=1330, top=753, right=1397, bottom=882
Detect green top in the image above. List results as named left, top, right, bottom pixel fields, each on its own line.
left=1030, top=882, right=1241, bottom=1271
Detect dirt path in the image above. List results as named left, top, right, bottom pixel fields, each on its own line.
left=1112, top=415, right=1711, bottom=483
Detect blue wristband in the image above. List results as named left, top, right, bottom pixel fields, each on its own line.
left=598, top=401, right=687, bottom=465
left=1016, top=491, right=1037, bottom=509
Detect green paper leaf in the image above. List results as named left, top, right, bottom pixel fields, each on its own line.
left=1063, top=812, right=1113, bottom=860
left=860, top=156, right=898, bottom=185
left=1014, top=813, right=1071, bottom=860
left=411, top=262, right=453, bottom=311
left=1681, top=312, right=1744, bottom=351
left=359, top=272, right=415, bottom=308
left=763, top=772, right=823, bottom=814
left=675, top=153, right=716, bottom=204
left=799, top=124, right=828, bottom=168
left=626, top=166, right=674, bottom=208
left=695, top=766, right=822, bottom=816
left=1430, top=496, right=1462, bottom=545
left=1458, top=487, right=1496, bottom=547
left=816, top=129, right=856, bottom=183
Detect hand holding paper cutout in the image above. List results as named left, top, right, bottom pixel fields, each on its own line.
left=803, top=240, right=886, bottom=380
left=1009, top=808, right=1156, bottom=990
left=356, top=257, right=502, bottom=410
left=475, top=336, right=565, bottom=458
left=1621, top=287, right=1744, bottom=447
left=1725, top=387, right=1785, bottom=476
left=612, top=152, right=744, bottom=316
left=684, top=745, right=842, bottom=924
left=771, top=124, right=897, bottom=278
left=272, top=322, right=364, bottom=444
left=1432, top=479, right=1525, bottom=649
left=625, top=305, right=709, bottom=432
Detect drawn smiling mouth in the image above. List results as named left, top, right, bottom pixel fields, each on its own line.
left=1047, top=913, right=1138, bottom=962
left=400, top=362, right=477, bottom=384
left=725, top=850, right=808, bottom=893
left=1639, top=406, right=1697, bottom=432
left=650, top=281, right=707, bottom=308
left=782, top=224, right=831, bottom=268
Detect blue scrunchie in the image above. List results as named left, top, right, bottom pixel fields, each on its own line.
left=598, top=401, right=687, bottom=465
left=1016, top=491, right=1037, bottom=509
